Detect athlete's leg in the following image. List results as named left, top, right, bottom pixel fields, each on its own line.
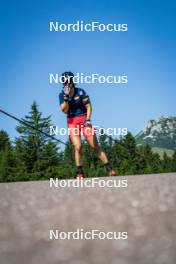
left=86, top=134, right=108, bottom=164
left=86, top=134, right=116, bottom=176
left=70, top=135, right=82, bottom=166
left=70, top=135, right=85, bottom=178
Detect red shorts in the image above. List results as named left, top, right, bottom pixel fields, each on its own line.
left=67, top=115, right=95, bottom=139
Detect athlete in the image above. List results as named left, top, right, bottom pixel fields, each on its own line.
left=59, top=71, right=116, bottom=179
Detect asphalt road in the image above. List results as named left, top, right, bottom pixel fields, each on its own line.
left=0, top=173, right=176, bottom=264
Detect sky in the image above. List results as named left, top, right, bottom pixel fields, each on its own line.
left=0, top=0, right=176, bottom=146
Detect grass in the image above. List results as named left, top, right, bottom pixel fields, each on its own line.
left=152, top=147, right=174, bottom=158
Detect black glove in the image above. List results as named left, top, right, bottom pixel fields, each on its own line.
left=84, top=119, right=92, bottom=127
left=63, top=93, right=69, bottom=102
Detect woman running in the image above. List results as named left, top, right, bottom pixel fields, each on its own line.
left=59, top=71, right=116, bottom=179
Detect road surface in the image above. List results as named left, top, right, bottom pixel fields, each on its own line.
left=0, top=173, right=176, bottom=264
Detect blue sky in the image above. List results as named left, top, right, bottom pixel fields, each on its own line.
left=0, top=0, right=176, bottom=145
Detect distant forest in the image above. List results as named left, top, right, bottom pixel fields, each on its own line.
left=0, top=102, right=176, bottom=182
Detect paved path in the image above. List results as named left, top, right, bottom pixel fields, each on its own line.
left=0, top=173, right=176, bottom=264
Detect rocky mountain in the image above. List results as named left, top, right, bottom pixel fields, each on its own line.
left=135, top=116, right=176, bottom=150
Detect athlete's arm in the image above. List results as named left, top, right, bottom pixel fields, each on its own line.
left=60, top=102, right=69, bottom=114
left=85, top=102, right=92, bottom=120
left=81, top=89, right=91, bottom=119
left=59, top=91, right=69, bottom=114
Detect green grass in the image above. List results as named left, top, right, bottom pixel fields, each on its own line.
left=152, top=147, right=174, bottom=158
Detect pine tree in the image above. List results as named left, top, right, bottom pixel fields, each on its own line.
left=136, top=145, right=161, bottom=174
left=121, top=132, right=137, bottom=174
left=15, top=102, right=60, bottom=180
left=63, top=138, right=75, bottom=178
left=171, top=150, right=176, bottom=172
left=0, top=130, right=11, bottom=150
left=162, top=152, right=172, bottom=172
left=32, top=142, right=60, bottom=179
left=0, top=130, right=20, bottom=182
left=111, top=139, right=126, bottom=175
left=0, top=130, right=11, bottom=182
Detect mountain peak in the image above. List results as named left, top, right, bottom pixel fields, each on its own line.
left=135, top=116, right=176, bottom=150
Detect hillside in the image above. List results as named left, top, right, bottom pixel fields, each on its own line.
left=135, top=116, right=176, bottom=150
